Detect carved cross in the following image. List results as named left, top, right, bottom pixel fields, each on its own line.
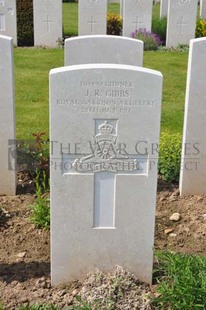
left=63, top=120, right=147, bottom=228
left=132, top=16, right=143, bottom=30
left=87, top=15, right=98, bottom=33
left=0, top=1, right=13, bottom=31
left=177, top=16, right=187, bottom=34
left=43, top=15, right=53, bottom=32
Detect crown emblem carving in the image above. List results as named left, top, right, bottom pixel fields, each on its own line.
left=71, top=120, right=140, bottom=173
left=95, top=121, right=117, bottom=144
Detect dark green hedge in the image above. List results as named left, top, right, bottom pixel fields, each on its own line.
left=17, top=0, right=34, bottom=46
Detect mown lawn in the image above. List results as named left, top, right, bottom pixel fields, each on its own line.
left=14, top=48, right=188, bottom=139
left=14, top=2, right=188, bottom=139
left=14, top=48, right=63, bottom=139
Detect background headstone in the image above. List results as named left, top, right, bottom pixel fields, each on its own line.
left=50, top=63, right=162, bottom=286
left=107, top=0, right=120, bottom=3
left=166, top=0, right=198, bottom=48
left=0, top=35, right=16, bottom=195
left=123, top=0, right=153, bottom=37
left=200, top=0, right=206, bottom=18
left=78, top=0, right=107, bottom=36
left=160, top=0, right=168, bottom=18
left=180, top=38, right=206, bottom=195
left=64, top=35, right=143, bottom=66
left=120, top=0, right=123, bottom=16
left=0, top=0, right=17, bottom=45
left=33, top=0, right=62, bottom=47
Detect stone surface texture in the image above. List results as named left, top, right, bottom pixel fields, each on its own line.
left=166, top=0, right=198, bottom=48
left=123, top=0, right=153, bottom=37
left=180, top=38, right=206, bottom=195
left=33, top=0, right=62, bottom=47
left=0, top=35, right=16, bottom=195
left=200, top=0, right=206, bottom=18
left=78, top=0, right=107, bottom=36
left=160, top=0, right=168, bottom=18
left=64, top=35, right=143, bottom=66
left=50, top=63, right=162, bottom=286
left=0, top=0, right=17, bottom=45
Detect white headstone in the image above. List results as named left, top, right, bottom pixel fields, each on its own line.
left=0, top=35, right=16, bottom=195
left=123, top=0, right=153, bottom=38
left=200, top=0, right=206, bottom=18
left=108, top=0, right=120, bottom=3
left=64, top=35, right=143, bottom=66
left=50, top=63, right=162, bottom=286
left=180, top=38, right=206, bottom=195
left=0, top=0, right=17, bottom=45
left=166, top=0, right=198, bottom=48
left=33, top=0, right=62, bottom=47
left=78, top=0, right=107, bottom=36
left=160, top=0, right=168, bottom=18
left=120, top=0, right=123, bottom=16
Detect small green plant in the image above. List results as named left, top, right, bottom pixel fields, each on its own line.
left=72, top=297, right=93, bottom=310
left=17, top=132, right=49, bottom=189
left=19, top=303, right=93, bottom=310
left=158, top=44, right=189, bottom=52
left=196, top=19, right=206, bottom=38
left=153, top=251, right=206, bottom=309
left=152, top=17, right=167, bottom=45
left=31, top=132, right=49, bottom=180
left=0, top=207, right=9, bottom=228
left=19, top=305, right=58, bottom=310
left=30, top=170, right=50, bottom=229
left=56, top=37, right=65, bottom=48
left=107, top=13, right=122, bottom=36
left=158, top=132, right=182, bottom=182
left=131, top=28, right=162, bottom=50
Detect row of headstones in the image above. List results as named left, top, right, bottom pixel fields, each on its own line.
left=0, top=0, right=62, bottom=47
left=80, top=0, right=201, bottom=48
left=1, top=0, right=204, bottom=48
left=161, top=0, right=206, bottom=47
left=1, top=33, right=206, bottom=285
left=161, top=0, right=206, bottom=19
left=80, top=0, right=204, bottom=47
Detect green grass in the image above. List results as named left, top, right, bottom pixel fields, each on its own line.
left=144, top=51, right=188, bottom=134
left=14, top=48, right=63, bottom=139
left=153, top=251, right=206, bottom=309
left=63, top=3, right=78, bottom=37
left=14, top=2, right=188, bottom=139
left=14, top=48, right=188, bottom=139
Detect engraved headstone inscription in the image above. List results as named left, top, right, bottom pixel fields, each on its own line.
left=180, top=38, right=206, bottom=195
left=123, top=0, right=153, bottom=37
left=50, top=63, right=162, bottom=286
left=0, top=0, right=17, bottom=45
left=166, top=0, right=198, bottom=48
left=0, top=35, right=16, bottom=195
left=33, top=0, right=62, bottom=47
left=78, top=0, right=107, bottom=36
left=64, top=35, right=143, bottom=66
